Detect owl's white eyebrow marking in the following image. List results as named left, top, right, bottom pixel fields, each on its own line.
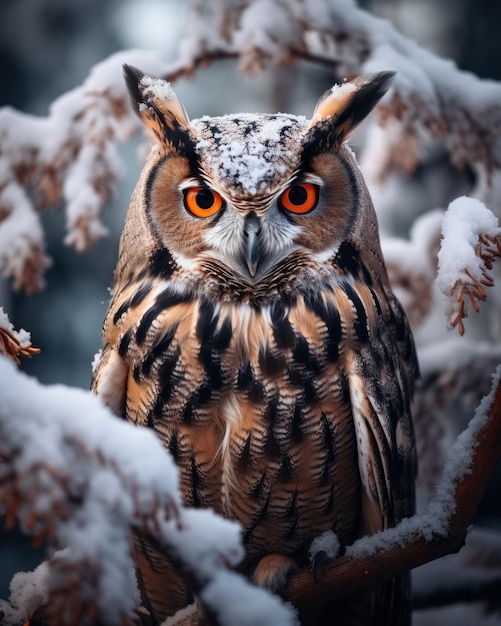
left=179, top=178, right=202, bottom=190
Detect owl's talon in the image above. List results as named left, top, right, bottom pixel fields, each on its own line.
left=308, top=529, right=340, bottom=582
left=311, top=549, right=329, bottom=582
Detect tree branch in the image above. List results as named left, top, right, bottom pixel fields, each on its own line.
left=165, top=367, right=501, bottom=625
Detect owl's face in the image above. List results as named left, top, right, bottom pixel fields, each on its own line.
left=122, top=67, right=394, bottom=289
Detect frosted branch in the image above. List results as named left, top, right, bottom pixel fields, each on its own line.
left=437, top=197, right=501, bottom=335
left=174, top=0, right=501, bottom=177
left=0, top=308, right=39, bottom=365
left=0, top=358, right=295, bottom=626
left=0, top=50, right=172, bottom=293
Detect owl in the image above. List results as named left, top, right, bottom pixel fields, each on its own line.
left=92, top=65, right=417, bottom=625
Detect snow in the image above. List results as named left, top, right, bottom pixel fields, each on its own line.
left=140, top=74, right=178, bottom=103
left=330, top=80, right=357, bottom=99
left=437, top=196, right=501, bottom=325
left=0, top=49, right=172, bottom=290
left=308, top=530, right=340, bottom=562
left=438, top=197, right=500, bottom=287
left=0, top=563, right=50, bottom=625
left=234, top=0, right=304, bottom=70
left=201, top=570, right=298, bottom=626
left=0, top=357, right=296, bottom=625
left=192, top=113, right=308, bottom=196
left=159, top=508, right=245, bottom=579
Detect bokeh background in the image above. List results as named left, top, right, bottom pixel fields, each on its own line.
left=1, top=0, right=501, bottom=609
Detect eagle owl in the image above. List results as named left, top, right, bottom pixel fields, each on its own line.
left=92, top=65, right=417, bottom=625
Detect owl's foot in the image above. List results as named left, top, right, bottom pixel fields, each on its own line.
left=308, top=530, right=340, bottom=582
left=252, top=553, right=297, bottom=597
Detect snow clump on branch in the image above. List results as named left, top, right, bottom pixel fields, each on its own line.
left=0, top=357, right=295, bottom=626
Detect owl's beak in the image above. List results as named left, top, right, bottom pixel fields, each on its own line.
left=243, top=212, right=262, bottom=277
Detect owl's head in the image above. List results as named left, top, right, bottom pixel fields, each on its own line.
left=121, top=65, right=393, bottom=287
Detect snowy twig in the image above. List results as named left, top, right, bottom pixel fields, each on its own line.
left=0, top=358, right=295, bottom=626
left=0, top=328, right=40, bottom=365
left=0, top=308, right=39, bottom=365
left=0, top=50, right=171, bottom=293
left=437, top=197, right=501, bottom=335
left=173, top=0, right=501, bottom=178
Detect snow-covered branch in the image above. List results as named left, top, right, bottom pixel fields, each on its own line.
left=0, top=308, right=39, bottom=365
left=0, top=357, right=295, bottom=626
left=285, top=365, right=501, bottom=612
left=170, top=0, right=501, bottom=179
left=437, top=197, right=501, bottom=335
left=0, top=51, right=171, bottom=293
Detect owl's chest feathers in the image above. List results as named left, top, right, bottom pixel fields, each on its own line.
left=111, top=275, right=386, bottom=548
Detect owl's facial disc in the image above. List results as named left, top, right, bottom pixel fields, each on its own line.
left=242, top=212, right=262, bottom=277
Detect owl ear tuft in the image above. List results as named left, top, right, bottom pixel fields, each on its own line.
left=123, top=64, right=193, bottom=152
left=308, top=71, right=395, bottom=147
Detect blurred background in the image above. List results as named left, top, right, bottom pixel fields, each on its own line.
left=2, top=0, right=501, bottom=391
left=1, top=0, right=501, bottom=612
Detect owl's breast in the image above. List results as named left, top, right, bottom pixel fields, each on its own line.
left=114, top=283, right=364, bottom=564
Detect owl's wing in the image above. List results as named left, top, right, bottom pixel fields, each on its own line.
left=91, top=344, right=128, bottom=418
left=346, top=293, right=417, bottom=625
left=347, top=290, right=417, bottom=532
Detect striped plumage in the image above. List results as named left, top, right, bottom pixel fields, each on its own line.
left=92, top=66, right=417, bottom=625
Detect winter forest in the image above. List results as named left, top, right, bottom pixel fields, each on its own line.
left=1, top=0, right=501, bottom=625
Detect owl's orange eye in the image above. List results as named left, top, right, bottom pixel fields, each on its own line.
left=184, top=187, right=223, bottom=218
left=279, top=184, right=318, bottom=214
